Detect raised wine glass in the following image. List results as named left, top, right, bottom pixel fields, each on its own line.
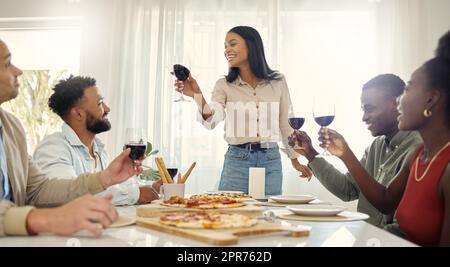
left=288, top=113, right=305, bottom=149
left=172, top=64, right=190, bottom=102
left=124, top=128, right=147, bottom=168
left=313, top=98, right=335, bottom=156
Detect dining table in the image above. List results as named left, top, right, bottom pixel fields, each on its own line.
left=0, top=204, right=417, bottom=247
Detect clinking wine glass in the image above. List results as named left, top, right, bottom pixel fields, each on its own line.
left=288, top=115, right=305, bottom=149
left=124, top=128, right=147, bottom=169
left=313, top=100, right=335, bottom=156
left=172, top=64, right=191, bottom=102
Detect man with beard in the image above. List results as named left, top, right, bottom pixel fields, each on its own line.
left=289, top=74, right=422, bottom=229
left=1, top=39, right=142, bottom=237
left=33, top=76, right=160, bottom=205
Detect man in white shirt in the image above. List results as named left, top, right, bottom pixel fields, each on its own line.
left=1, top=38, right=142, bottom=237
left=33, top=76, right=160, bottom=205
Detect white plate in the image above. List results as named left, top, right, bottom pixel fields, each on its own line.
left=110, top=215, right=136, bottom=228
left=287, top=204, right=346, bottom=216
left=269, top=195, right=316, bottom=204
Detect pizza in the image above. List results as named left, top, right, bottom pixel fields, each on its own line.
left=201, top=191, right=252, bottom=200
left=159, top=212, right=258, bottom=229
left=160, top=195, right=247, bottom=209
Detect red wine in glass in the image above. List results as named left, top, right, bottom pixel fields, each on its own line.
left=313, top=99, right=335, bottom=156
left=288, top=117, right=305, bottom=130
left=166, top=168, right=178, bottom=179
left=125, top=143, right=147, bottom=161
left=313, top=113, right=335, bottom=156
left=125, top=128, right=146, bottom=169
left=288, top=117, right=305, bottom=149
left=172, top=64, right=190, bottom=102
left=314, top=115, right=335, bottom=127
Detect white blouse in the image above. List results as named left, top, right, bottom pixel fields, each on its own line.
left=197, top=74, right=298, bottom=159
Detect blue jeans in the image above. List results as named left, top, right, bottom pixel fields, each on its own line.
left=218, top=144, right=282, bottom=196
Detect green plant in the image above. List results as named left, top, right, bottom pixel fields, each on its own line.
left=3, top=70, right=66, bottom=152
left=139, top=141, right=161, bottom=181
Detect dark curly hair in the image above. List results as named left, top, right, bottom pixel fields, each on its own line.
left=423, top=29, right=450, bottom=122
left=48, top=75, right=96, bottom=120
left=225, top=26, right=281, bottom=83
left=362, top=73, right=405, bottom=98
left=436, top=29, right=450, bottom=59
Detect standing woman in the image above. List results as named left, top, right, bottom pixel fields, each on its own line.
left=175, top=26, right=312, bottom=195
left=310, top=30, right=450, bottom=246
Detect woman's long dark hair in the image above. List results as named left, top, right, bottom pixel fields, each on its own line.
left=423, top=29, right=450, bottom=123
left=225, top=26, right=281, bottom=83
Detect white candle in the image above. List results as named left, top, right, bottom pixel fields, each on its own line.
left=249, top=167, right=265, bottom=199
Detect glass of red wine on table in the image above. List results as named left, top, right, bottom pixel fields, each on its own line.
left=166, top=167, right=178, bottom=181
left=162, top=157, right=179, bottom=182
left=313, top=99, right=335, bottom=156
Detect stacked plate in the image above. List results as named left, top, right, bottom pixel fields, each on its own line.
left=269, top=195, right=346, bottom=216
left=269, top=195, right=316, bottom=204
left=286, top=204, right=346, bottom=216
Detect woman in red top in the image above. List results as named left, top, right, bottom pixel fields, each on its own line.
left=304, top=30, right=450, bottom=246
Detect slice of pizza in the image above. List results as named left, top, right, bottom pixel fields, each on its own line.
left=160, top=196, right=187, bottom=208
left=159, top=212, right=258, bottom=229
left=205, top=191, right=252, bottom=200
left=161, top=195, right=247, bottom=209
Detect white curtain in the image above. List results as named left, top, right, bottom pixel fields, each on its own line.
left=374, top=0, right=450, bottom=80
left=1, top=0, right=448, bottom=207
left=105, top=0, right=286, bottom=194
left=102, top=0, right=449, bottom=205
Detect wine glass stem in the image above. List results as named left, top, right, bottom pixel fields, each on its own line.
left=321, top=127, right=330, bottom=156
left=133, top=160, right=138, bottom=172
left=293, top=129, right=299, bottom=149
left=179, top=88, right=189, bottom=102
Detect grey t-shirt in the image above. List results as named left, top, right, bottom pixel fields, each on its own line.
left=309, top=131, right=422, bottom=227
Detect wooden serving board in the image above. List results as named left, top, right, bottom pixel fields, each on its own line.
left=137, top=201, right=265, bottom=218
left=136, top=217, right=310, bottom=245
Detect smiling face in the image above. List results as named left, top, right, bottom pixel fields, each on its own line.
left=0, top=41, right=23, bottom=104
left=77, top=86, right=111, bottom=134
left=397, top=67, right=433, bottom=131
left=361, top=87, right=400, bottom=137
left=224, top=32, right=249, bottom=68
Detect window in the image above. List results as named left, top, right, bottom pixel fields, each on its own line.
left=0, top=18, right=81, bottom=151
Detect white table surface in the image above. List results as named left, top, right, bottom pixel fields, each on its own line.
left=0, top=205, right=417, bottom=247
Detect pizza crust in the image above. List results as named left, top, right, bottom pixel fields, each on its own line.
left=212, top=202, right=247, bottom=209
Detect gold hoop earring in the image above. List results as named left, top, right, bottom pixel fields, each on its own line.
left=423, top=109, right=432, bottom=118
